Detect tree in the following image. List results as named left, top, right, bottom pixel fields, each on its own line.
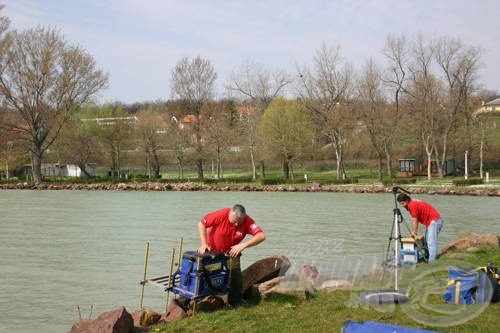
left=381, top=34, right=409, bottom=178
left=297, top=43, right=354, bottom=179
left=227, top=60, right=291, bottom=180
left=53, top=112, right=101, bottom=179
left=135, top=105, right=168, bottom=179
left=357, top=58, right=389, bottom=180
left=203, top=100, right=233, bottom=179
left=91, top=103, right=134, bottom=177
left=0, top=5, right=10, bottom=59
left=258, top=97, right=313, bottom=180
left=405, top=35, right=444, bottom=180
left=433, top=36, right=481, bottom=177
left=166, top=117, right=191, bottom=179
left=170, top=56, right=217, bottom=179
left=0, top=26, right=108, bottom=183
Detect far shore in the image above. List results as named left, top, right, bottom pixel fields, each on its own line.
left=0, top=181, right=498, bottom=196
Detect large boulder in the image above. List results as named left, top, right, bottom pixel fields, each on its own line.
left=441, top=232, right=499, bottom=254
left=241, top=255, right=291, bottom=294
left=68, top=306, right=133, bottom=333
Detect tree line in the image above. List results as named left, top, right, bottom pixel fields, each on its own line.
left=0, top=7, right=498, bottom=184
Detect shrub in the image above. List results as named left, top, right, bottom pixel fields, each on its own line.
left=452, top=178, right=484, bottom=186
left=382, top=178, right=417, bottom=187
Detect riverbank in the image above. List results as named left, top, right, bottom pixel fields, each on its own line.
left=0, top=181, right=499, bottom=196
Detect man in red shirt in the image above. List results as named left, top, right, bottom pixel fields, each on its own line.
left=197, top=204, right=265, bottom=305
left=397, top=193, right=444, bottom=261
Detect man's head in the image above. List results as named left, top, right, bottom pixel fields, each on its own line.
left=229, top=204, right=246, bottom=227
left=397, top=193, right=411, bottom=208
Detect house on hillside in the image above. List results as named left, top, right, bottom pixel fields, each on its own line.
left=24, top=163, right=94, bottom=178
left=475, top=97, right=500, bottom=116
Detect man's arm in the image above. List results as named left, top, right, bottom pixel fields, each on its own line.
left=411, top=218, right=419, bottom=237
left=197, top=221, right=210, bottom=254
left=228, top=232, right=266, bottom=257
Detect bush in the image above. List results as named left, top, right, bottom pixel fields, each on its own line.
left=319, top=177, right=359, bottom=185
left=382, top=178, right=417, bottom=187
left=452, top=178, right=484, bottom=186
left=259, top=178, right=307, bottom=185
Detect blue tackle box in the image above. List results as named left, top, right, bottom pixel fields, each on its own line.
left=168, top=251, right=229, bottom=300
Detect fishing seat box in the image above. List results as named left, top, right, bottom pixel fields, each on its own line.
left=169, top=251, right=229, bottom=300
left=398, top=235, right=424, bottom=264
left=399, top=249, right=418, bottom=264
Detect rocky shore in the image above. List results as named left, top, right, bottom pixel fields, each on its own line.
left=0, top=181, right=499, bottom=196
left=68, top=231, right=499, bottom=333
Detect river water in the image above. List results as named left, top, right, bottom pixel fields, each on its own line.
left=0, top=190, right=498, bottom=332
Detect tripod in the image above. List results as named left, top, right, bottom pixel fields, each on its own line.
left=359, top=186, right=410, bottom=304
left=381, top=186, right=411, bottom=289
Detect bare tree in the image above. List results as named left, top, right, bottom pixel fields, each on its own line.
left=170, top=56, right=217, bottom=179
left=203, top=100, right=233, bottom=179
left=296, top=43, right=354, bottom=179
left=381, top=34, right=409, bottom=178
left=0, top=5, right=10, bottom=58
left=135, top=106, right=168, bottom=179
left=0, top=26, right=108, bottom=183
left=405, top=35, right=444, bottom=180
left=166, top=118, right=191, bottom=179
left=357, top=58, right=389, bottom=180
left=227, top=60, right=291, bottom=180
left=433, top=36, right=481, bottom=177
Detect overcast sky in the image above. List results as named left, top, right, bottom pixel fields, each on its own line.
left=3, top=0, right=500, bottom=104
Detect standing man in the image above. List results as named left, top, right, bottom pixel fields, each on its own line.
left=198, top=204, right=266, bottom=305
left=397, top=193, right=444, bottom=261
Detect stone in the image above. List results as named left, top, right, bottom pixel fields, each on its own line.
left=158, top=299, right=187, bottom=323
left=241, top=255, right=291, bottom=294
left=441, top=232, right=499, bottom=254
left=131, top=309, right=161, bottom=327
left=193, top=295, right=225, bottom=312
left=68, top=306, right=133, bottom=333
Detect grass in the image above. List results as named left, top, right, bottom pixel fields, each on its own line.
left=37, top=163, right=500, bottom=187
left=148, top=246, right=500, bottom=333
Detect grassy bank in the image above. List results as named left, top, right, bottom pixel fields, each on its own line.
left=149, top=246, right=500, bottom=333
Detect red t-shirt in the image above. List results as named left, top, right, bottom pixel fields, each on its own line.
left=406, top=199, right=440, bottom=227
left=200, top=207, right=263, bottom=253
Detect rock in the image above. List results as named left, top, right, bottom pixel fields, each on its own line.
left=131, top=308, right=161, bottom=327
left=298, top=264, right=319, bottom=280
left=158, top=299, right=187, bottom=323
left=297, top=264, right=319, bottom=292
left=241, top=255, right=291, bottom=294
left=319, top=279, right=353, bottom=290
left=256, top=276, right=310, bottom=299
left=193, top=295, right=225, bottom=312
left=68, top=306, right=133, bottom=333
left=441, top=232, right=499, bottom=254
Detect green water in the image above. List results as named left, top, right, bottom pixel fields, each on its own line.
left=0, top=190, right=497, bottom=332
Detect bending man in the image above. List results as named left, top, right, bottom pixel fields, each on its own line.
left=198, top=204, right=266, bottom=305
left=397, top=193, right=444, bottom=261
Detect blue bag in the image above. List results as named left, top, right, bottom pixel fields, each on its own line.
left=341, top=320, right=441, bottom=333
left=442, top=265, right=491, bottom=304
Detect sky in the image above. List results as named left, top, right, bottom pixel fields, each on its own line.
left=3, top=0, right=500, bottom=104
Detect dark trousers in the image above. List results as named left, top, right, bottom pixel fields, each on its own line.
left=227, top=256, right=242, bottom=305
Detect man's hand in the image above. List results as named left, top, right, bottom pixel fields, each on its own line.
left=228, top=243, right=246, bottom=257
left=198, top=244, right=210, bottom=254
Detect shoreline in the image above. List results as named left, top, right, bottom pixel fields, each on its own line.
left=0, top=181, right=498, bottom=196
